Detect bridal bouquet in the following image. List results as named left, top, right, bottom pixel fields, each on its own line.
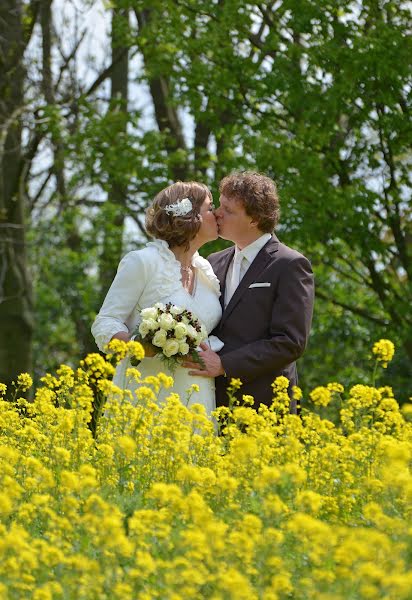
left=131, top=302, right=207, bottom=372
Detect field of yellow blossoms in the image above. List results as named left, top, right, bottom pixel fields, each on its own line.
left=1, top=339, right=411, bottom=599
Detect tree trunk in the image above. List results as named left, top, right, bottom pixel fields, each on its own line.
left=134, top=8, right=189, bottom=182
left=99, top=6, right=129, bottom=304
left=0, top=0, right=34, bottom=390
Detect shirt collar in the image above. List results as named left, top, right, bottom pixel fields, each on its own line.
left=235, top=233, right=272, bottom=263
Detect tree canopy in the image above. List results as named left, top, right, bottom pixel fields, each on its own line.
left=1, top=0, right=411, bottom=398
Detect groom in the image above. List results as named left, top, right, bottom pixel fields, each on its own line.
left=188, top=171, right=314, bottom=412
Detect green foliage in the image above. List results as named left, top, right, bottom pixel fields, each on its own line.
left=11, top=0, right=411, bottom=394
left=30, top=209, right=100, bottom=380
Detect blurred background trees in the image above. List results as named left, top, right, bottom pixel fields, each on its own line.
left=1, top=0, right=411, bottom=399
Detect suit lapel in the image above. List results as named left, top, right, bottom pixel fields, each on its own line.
left=220, top=236, right=279, bottom=325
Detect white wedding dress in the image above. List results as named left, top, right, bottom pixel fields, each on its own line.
left=91, top=239, right=222, bottom=415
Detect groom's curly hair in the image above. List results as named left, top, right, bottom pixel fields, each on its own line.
left=145, top=181, right=212, bottom=250
left=219, top=171, right=280, bottom=232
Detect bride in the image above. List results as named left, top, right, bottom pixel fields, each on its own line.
left=91, top=181, right=222, bottom=415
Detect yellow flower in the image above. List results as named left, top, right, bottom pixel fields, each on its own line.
left=106, top=338, right=128, bottom=361
left=33, top=588, right=53, bottom=600
left=242, top=394, right=255, bottom=406
left=296, top=490, right=324, bottom=515
left=17, top=373, right=33, bottom=391
left=262, top=493, right=289, bottom=517
left=60, top=470, right=80, bottom=492
left=292, top=385, right=303, bottom=401
left=177, top=464, right=216, bottom=489
left=126, top=481, right=135, bottom=492
left=229, top=378, right=243, bottom=390
left=271, top=375, right=290, bottom=392
left=310, top=386, right=332, bottom=407
left=269, top=573, right=293, bottom=595
left=0, top=492, right=13, bottom=516
left=254, top=466, right=281, bottom=490
left=0, top=383, right=7, bottom=395
left=135, top=386, right=157, bottom=403
left=327, top=382, right=344, bottom=394
left=372, top=339, right=395, bottom=367
left=215, top=567, right=257, bottom=600
left=142, top=375, right=161, bottom=393
left=401, top=403, right=412, bottom=421
left=128, top=340, right=145, bottom=362
left=125, top=367, right=141, bottom=381
left=157, top=372, right=174, bottom=388
left=113, top=583, right=133, bottom=598
left=264, top=528, right=284, bottom=546
left=216, top=474, right=239, bottom=494
left=116, top=435, right=137, bottom=459
left=1, top=343, right=411, bottom=598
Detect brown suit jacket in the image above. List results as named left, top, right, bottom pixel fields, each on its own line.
left=208, top=235, right=314, bottom=410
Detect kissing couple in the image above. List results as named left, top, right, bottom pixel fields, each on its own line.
left=92, top=171, right=315, bottom=415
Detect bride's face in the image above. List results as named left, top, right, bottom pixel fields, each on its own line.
left=198, top=196, right=218, bottom=242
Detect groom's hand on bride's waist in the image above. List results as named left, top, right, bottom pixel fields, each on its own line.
left=183, top=342, right=225, bottom=377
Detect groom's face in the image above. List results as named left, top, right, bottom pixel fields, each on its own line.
left=215, top=194, right=255, bottom=244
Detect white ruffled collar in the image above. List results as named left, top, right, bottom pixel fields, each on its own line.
left=146, top=238, right=221, bottom=297
left=193, top=254, right=221, bottom=296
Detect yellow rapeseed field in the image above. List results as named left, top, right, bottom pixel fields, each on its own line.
left=0, top=340, right=411, bottom=599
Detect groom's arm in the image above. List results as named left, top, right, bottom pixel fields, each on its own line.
left=186, top=342, right=226, bottom=377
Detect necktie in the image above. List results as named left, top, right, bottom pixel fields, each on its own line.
left=225, top=251, right=243, bottom=306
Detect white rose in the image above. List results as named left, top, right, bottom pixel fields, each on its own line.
left=195, top=331, right=205, bottom=345
left=195, top=324, right=207, bottom=344
left=158, top=313, right=176, bottom=330
left=186, top=324, right=198, bottom=340
left=163, top=338, right=180, bottom=357
left=145, top=318, right=158, bottom=331
left=154, top=302, right=166, bottom=311
left=174, top=322, right=188, bottom=339
left=141, top=306, right=158, bottom=320
left=170, top=305, right=184, bottom=316
left=178, top=341, right=190, bottom=355
left=138, top=321, right=150, bottom=337
left=152, top=329, right=167, bottom=348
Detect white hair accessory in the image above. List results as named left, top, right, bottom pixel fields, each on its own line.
left=164, top=197, right=193, bottom=217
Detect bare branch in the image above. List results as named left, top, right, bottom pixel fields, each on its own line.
left=22, top=0, right=41, bottom=50
left=315, top=288, right=388, bottom=326
left=320, top=258, right=371, bottom=288
left=83, top=48, right=129, bottom=97
left=29, top=169, right=53, bottom=211
left=366, top=257, right=410, bottom=327
left=127, top=212, right=148, bottom=237
left=55, top=28, right=88, bottom=91
left=0, top=105, right=26, bottom=159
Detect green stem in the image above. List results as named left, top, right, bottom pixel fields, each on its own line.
left=372, top=360, right=379, bottom=388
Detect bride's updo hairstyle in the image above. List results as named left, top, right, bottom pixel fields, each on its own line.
left=146, top=181, right=212, bottom=250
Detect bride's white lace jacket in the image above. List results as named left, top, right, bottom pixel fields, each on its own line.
left=91, top=239, right=221, bottom=352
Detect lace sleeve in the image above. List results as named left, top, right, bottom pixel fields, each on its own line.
left=91, top=250, right=149, bottom=352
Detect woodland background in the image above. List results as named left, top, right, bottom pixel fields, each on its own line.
left=1, top=0, right=411, bottom=400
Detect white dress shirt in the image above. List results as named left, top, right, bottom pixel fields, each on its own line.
left=224, top=233, right=272, bottom=307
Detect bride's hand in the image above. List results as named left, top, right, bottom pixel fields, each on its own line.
left=111, top=332, right=130, bottom=343
left=141, top=342, right=157, bottom=358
